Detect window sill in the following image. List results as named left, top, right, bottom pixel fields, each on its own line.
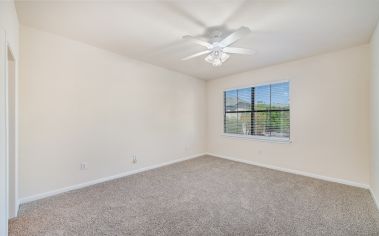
left=221, top=133, right=292, bottom=143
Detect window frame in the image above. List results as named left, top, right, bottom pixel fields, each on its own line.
left=222, top=80, right=291, bottom=143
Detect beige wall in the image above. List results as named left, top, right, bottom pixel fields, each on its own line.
left=19, top=26, right=206, bottom=199
left=207, top=45, right=371, bottom=186
left=371, top=22, right=379, bottom=205
left=0, top=0, right=19, bottom=233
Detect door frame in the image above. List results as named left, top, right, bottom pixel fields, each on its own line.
left=0, top=27, right=19, bottom=236
left=6, top=42, right=18, bottom=219
left=0, top=27, right=9, bottom=236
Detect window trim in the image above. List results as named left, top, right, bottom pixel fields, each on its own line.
left=222, top=80, right=291, bottom=143
left=221, top=133, right=292, bottom=143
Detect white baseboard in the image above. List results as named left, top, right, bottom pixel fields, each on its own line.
left=19, top=153, right=206, bottom=204
left=207, top=152, right=369, bottom=189
left=369, top=188, right=379, bottom=210
left=18, top=152, right=372, bottom=206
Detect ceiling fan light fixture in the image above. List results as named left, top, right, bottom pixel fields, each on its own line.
left=205, top=51, right=229, bottom=66
left=212, top=59, right=222, bottom=67
left=204, top=53, right=214, bottom=63
left=220, top=52, right=230, bottom=62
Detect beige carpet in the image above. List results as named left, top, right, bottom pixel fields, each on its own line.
left=9, top=155, right=379, bottom=235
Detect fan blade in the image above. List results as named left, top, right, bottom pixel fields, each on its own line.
left=183, top=35, right=212, bottom=49
left=181, top=50, right=211, bottom=61
left=218, top=27, right=251, bottom=47
left=223, top=47, right=255, bottom=55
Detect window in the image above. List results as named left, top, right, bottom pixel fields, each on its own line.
left=224, top=81, right=290, bottom=140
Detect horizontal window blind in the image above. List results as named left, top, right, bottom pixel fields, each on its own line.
left=224, top=82, right=290, bottom=139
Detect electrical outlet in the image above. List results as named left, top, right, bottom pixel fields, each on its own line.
left=80, top=162, right=88, bottom=170
left=132, top=155, right=137, bottom=164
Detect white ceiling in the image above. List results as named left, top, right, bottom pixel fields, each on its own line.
left=16, top=0, right=379, bottom=80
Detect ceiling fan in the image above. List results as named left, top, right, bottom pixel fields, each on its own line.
left=182, top=26, right=255, bottom=67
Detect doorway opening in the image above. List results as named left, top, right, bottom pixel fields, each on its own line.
left=7, top=46, right=17, bottom=219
